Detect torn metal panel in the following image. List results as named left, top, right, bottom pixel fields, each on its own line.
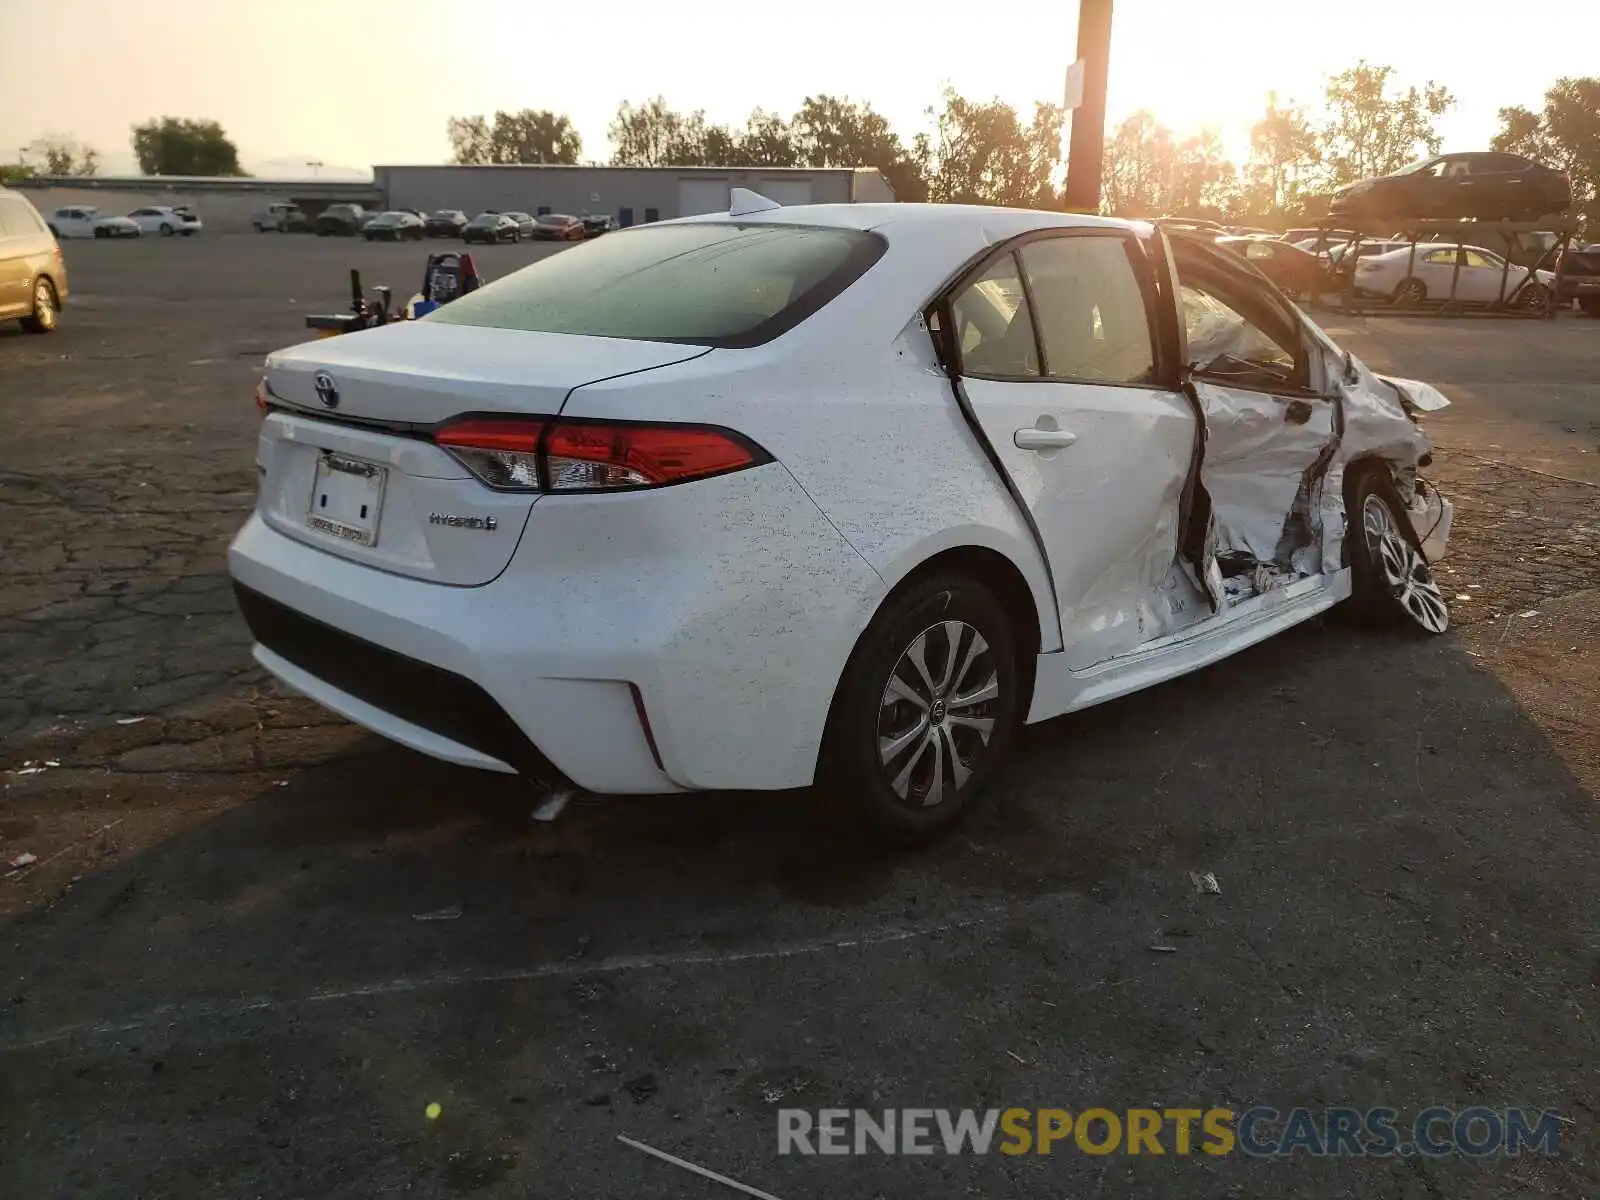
left=1190, top=380, right=1337, bottom=566
left=1404, top=477, right=1453, bottom=564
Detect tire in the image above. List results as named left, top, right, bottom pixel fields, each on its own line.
left=820, top=573, right=1022, bottom=841
left=1579, top=296, right=1600, bottom=317
left=317, top=229, right=328, bottom=237
left=1392, top=277, right=1426, bottom=309
left=1346, top=466, right=1448, bottom=634
left=159, top=223, right=173, bottom=236
left=94, top=227, right=108, bottom=239
left=364, top=233, right=374, bottom=241
left=20, top=277, right=59, bottom=334
left=1517, top=282, right=1551, bottom=312
left=253, top=222, right=264, bottom=232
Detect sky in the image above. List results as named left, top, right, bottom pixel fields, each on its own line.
left=2, top=0, right=1597, bottom=179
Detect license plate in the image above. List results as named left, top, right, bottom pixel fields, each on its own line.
left=306, top=453, right=386, bottom=546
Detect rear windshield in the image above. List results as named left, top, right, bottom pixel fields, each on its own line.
left=426, top=222, right=887, bottom=347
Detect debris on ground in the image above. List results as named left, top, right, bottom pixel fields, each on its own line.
left=1189, top=870, right=1222, bottom=895
left=9, top=760, right=61, bottom=776
left=1148, top=944, right=1179, bottom=954
left=412, top=905, right=463, bottom=922
left=115, top=717, right=148, bottom=726
left=624, top=1073, right=659, bottom=1103
left=7, top=852, right=38, bottom=870
left=532, top=790, right=572, bottom=822
left=1005, top=1049, right=1029, bottom=1066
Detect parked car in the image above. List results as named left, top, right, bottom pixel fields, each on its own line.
left=1326, top=239, right=1413, bottom=284
left=48, top=205, right=140, bottom=239
left=1352, top=243, right=1554, bottom=308
left=1392, top=227, right=1561, bottom=270
left=1284, top=227, right=1357, bottom=251
left=230, top=199, right=1455, bottom=840
left=582, top=214, right=615, bottom=237
left=0, top=187, right=68, bottom=333
left=425, top=209, right=468, bottom=237
left=502, top=211, right=537, bottom=239
left=1551, top=244, right=1600, bottom=315
left=364, top=211, right=425, bottom=242
left=1330, top=153, right=1571, bottom=222
left=315, top=204, right=368, bottom=236
left=533, top=213, right=585, bottom=241
left=1214, top=236, right=1326, bottom=298
left=461, top=212, right=520, bottom=243
left=127, top=205, right=202, bottom=236
left=254, top=202, right=308, bottom=233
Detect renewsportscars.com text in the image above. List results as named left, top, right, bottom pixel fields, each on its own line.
left=777, top=1107, right=1564, bottom=1158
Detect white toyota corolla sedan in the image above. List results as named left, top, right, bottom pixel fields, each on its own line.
left=229, top=193, right=1454, bottom=838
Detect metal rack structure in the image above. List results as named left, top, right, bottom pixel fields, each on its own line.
left=1309, top=216, right=1582, bottom=319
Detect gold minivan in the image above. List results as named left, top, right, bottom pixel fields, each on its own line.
left=0, top=188, right=68, bottom=333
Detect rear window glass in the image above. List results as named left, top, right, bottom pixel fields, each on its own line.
left=427, top=222, right=887, bottom=347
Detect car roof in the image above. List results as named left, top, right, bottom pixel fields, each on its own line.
left=675, top=202, right=1143, bottom=240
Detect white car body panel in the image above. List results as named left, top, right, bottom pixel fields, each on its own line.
left=1354, top=244, right=1532, bottom=303
left=50, top=206, right=139, bottom=239
left=232, top=457, right=886, bottom=792
left=128, top=206, right=202, bottom=235
left=229, top=201, right=1452, bottom=795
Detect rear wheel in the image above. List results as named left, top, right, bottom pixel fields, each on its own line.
left=1348, top=467, right=1448, bottom=634
left=159, top=223, right=173, bottom=236
left=821, top=573, right=1022, bottom=841
left=1579, top=296, right=1600, bottom=317
left=1517, top=282, right=1551, bottom=312
left=20, top=277, right=58, bottom=334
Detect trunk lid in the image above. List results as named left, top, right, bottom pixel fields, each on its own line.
left=256, top=322, right=708, bottom=585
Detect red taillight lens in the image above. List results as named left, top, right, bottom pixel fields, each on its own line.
left=544, top=421, right=762, bottom=490
left=435, top=417, right=547, bottom=490
left=255, top=377, right=270, bottom=412
left=433, top=416, right=767, bottom=493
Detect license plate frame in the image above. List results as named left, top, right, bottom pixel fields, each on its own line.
left=306, top=452, right=387, bottom=546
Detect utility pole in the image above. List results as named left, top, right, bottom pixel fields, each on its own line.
left=1061, top=0, right=1114, bottom=214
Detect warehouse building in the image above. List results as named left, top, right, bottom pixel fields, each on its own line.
left=374, top=165, right=895, bottom=225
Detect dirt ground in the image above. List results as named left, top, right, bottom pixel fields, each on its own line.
left=1, top=235, right=1596, bottom=1198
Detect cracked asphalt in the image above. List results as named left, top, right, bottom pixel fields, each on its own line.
left=1, top=236, right=1597, bottom=1198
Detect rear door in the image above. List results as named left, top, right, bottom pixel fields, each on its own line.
left=950, top=229, right=1198, bottom=668
left=0, top=196, right=27, bottom=317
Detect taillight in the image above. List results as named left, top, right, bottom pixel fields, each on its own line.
left=435, top=417, right=546, bottom=490
left=433, top=416, right=768, bottom=493
left=255, top=377, right=270, bottom=412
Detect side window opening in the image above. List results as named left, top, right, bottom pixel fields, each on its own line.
left=1171, top=237, right=1304, bottom=393
left=1018, top=236, right=1156, bottom=385
left=950, top=253, right=1039, bottom=379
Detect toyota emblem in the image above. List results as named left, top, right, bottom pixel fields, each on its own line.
left=313, top=372, right=340, bottom=409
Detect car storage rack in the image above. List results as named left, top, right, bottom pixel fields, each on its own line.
left=1307, top=216, right=1582, bottom=319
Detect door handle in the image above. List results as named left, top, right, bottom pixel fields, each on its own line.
left=1014, top=428, right=1077, bottom=451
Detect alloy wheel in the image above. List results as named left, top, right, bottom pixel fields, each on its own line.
left=877, top=620, right=1000, bottom=808
left=33, top=281, right=56, bottom=330
left=1362, top=494, right=1448, bottom=633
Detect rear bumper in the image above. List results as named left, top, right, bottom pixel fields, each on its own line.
left=227, top=463, right=887, bottom=793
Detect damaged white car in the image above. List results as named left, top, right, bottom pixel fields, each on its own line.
left=229, top=196, right=1453, bottom=840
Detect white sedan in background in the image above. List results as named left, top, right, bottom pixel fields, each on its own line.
left=127, top=205, right=202, bottom=236
left=48, top=206, right=140, bottom=239
left=1354, top=243, right=1555, bottom=308
left=230, top=192, right=1455, bottom=840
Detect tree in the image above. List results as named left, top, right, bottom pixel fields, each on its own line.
left=1319, top=63, right=1453, bottom=188
left=447, top=109, right=581, bottom=165
left=25, top=135, right=99, bottom=177
left=608, top=97, right=688, bottom=166
left=1099, top=112, right=1236, bottom=218
left=738, top=109, right=799, bottom=168
left=791, top=94, right=928, bottom=201
left=926, top=90, right=1062, bottom=208
left=1238, top=93, right=1321, bottom=217
left=131, top=118, right=243, bottom=176
left=1494, top=77, right=1600, bottom=226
